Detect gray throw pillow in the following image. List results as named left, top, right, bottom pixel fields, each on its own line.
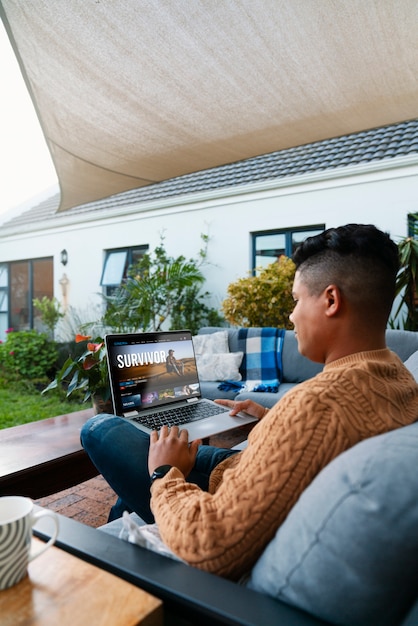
left=404, top=349, right=418, bottom=383
left=248, top=422, right=418, bottom=626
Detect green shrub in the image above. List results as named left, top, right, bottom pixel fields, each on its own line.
left=33, top=296, right=64, bottom=335
left=0, top=330, right=58, bottom=380
left=222, top=257, right=296, bottom=328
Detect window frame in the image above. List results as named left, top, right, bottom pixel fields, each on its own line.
left=251, top=224, right=325, bottom=273
left=101, top=245, right=149, bottom=297
left=407, top=213, right=418, bottom=238
left=0, top=257, right=54, bottom=337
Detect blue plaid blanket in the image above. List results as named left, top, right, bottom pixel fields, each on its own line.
left=218, top=327, right=285, bottom=393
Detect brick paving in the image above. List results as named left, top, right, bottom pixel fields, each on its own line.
left=35, top=475, right=117, bottom=528
left=35, top=424, right=253, bottom=528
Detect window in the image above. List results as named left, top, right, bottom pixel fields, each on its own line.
left=101, top=245, right=148, bottom=297
left=0, top=258, right=54, bottom=338
left=101, top=251, right=128, bottom=287
left=408, top=213, right=418, bottom=238
left=251, top=225, right=324, bottom=273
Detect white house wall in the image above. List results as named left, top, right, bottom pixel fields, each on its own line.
left=0, top=159, right=417, bottom=335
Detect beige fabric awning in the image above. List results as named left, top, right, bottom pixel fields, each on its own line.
left=1, top=0, right=418, bottom=212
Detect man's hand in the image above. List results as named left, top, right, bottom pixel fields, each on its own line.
left=214, top=398, right=269, bottom=420
left=148, top=425, right=201, bottom=478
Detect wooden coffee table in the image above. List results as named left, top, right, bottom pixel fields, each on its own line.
left=0, top=409, right=98, bottom=499
left=0, top=538, right=162, bottom=625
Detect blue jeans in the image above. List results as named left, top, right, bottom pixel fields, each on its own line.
left=80, top=414, right=238, bottom=523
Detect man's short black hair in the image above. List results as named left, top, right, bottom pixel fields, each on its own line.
left=292, top=224, right=399, bottom=324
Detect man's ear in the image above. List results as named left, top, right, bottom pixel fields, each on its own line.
left=324, top=284, right=342, bottom=317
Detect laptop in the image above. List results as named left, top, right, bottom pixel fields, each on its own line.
left=105, top=330, right=257, bottom=440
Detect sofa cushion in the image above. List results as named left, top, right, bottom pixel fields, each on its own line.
left=248, top=421, right=418, bottom=626
left=196, top=352, right=244, bottom=381
left=404, top=349, right=418, bottom=382
left=192, top=330, right=229, bottom=355
left=199, top=380, right=237, bottom=401
left=235, top=384, right=294, bottom=406
left=280, top=331, right=323, bottom=383
left=385, top=329, right=418, bottom=362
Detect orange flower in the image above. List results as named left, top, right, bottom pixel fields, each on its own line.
left=76, top=334, right=91, bottom=343
left=87, top=342, right=104, bottom=353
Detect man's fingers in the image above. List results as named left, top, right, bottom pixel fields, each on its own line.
left=150, top=429, right=158, bottom=443
left=167, top=425, right=179, bottom=438
left=190, top=439, right=202, bottom=456
left=179, top=428, right=189, bottom=441
left=215, top=398, right=240, bottom=413
left=150, top=425, right=191, bottom=442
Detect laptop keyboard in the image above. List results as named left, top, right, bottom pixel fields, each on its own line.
left=132, top=401, right=227, bottom=430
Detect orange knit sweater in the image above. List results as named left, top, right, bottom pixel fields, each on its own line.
left=151, top=349, right=418, bottom=580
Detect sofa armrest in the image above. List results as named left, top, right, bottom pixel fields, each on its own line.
left=33, top=509, right=330, bottom=626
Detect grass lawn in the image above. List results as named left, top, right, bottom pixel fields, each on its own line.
left=0, top=381, right=86, bottom=430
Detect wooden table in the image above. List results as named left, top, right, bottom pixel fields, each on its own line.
left=0, top=409, right=99, bottom=498
left=0, top=538, right=163, bottom=626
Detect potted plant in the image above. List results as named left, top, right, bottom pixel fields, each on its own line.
left=43, top=334, right=112, bottom=413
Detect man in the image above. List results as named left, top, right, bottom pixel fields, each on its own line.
left=81, top=224, right=418, bottom=581
left=165, top=349, right=185, bottom=376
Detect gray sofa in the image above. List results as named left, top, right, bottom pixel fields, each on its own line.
left=36, top=328, right=418, bottom=625
left=197, top=326, right=418, bottom=407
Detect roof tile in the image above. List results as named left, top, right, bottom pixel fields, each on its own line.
left=2, top=118, right=418, bottom=233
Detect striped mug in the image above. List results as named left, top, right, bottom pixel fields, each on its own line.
left=0, top=496, right=59, bottom=590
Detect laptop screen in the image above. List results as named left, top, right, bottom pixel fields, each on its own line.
left=105, top=331, right=201, bottom=416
